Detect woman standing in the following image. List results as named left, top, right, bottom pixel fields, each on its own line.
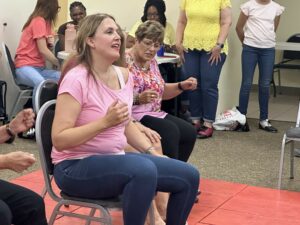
left=15, top=0, right=60, bottom=107
left=126, top=21, right=197, bottom=162
left=126, top=0, right=175, bottom=51
left=236, top=0, right=284, bottom=132
left=176, top=0, right=232, bottom=139
left=52, top=14, right=199, bottom=225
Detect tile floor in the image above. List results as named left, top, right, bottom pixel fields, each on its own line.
left=11, top=170, right=300, bottom=225
left=247, top=92, right=299, bottom=122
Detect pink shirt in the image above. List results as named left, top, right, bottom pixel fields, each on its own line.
left=15, top=16, right=53, bottom=68
left=126, top=53, right=167, bottom=121
left=51, top=65, right=133, bottom=164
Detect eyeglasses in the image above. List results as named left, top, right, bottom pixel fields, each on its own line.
left=141, top=39, right=161, bottom=50
left=147, top=13, right=159, bottom=19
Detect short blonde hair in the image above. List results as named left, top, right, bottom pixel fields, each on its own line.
left=135, top=20, right=164, bottom=44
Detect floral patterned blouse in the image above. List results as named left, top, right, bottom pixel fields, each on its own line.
left=126, top=52, right=167, bottom=121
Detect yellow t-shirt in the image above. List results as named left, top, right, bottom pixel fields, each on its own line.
left=128, top=20, right=176, bottom=46
left=180, top=0, right=231, bottom=54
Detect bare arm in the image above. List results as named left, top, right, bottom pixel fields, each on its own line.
left=236, top=12, right=248, bottom=43
left=274, top=15, right=281, bottom=32
left=176, top=9, right=188, bottom=61
left=0, top=108, right=35, bottom=143
left=217, top=7, right=232, bottom=45
left=125, top=121, right=162, bottom=156
left=36, top=37, right=59, bottom=67
left=52, top=93, right=129, bottom=151
left=163, top=77, right=197, bottom=100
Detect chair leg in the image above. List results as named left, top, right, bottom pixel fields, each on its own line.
left=271, top=75, right=277, bottom=98
left=278, top=69, right=282, bottom=94
left=290, top=141, right=295, bottom=179
left=278, top=134, right=287, bottom=189
left=85, top=208, right=96, bottom=225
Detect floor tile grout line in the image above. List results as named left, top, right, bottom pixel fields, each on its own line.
left=198, top=184, right=249, bottom=223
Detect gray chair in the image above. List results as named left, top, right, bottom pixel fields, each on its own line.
left=278, top=101, right=300, bottom=189
left=1, top=42, right=32, bottom=121
left=273, top=34, right=300, bottom=96
left=34, top=79, right=58, bottom=113
left=36, top=100, right=155, bottom=225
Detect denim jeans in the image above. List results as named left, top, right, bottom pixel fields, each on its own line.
left=53, top=153, right=199, bottom=225
left=238, top=44, right=275, bottom=120
left=182, top=49, right=226, bottom=122
left=15, top=66, right=60, bottom=110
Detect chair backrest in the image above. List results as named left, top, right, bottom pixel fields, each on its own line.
left=2, top=43, right=17, bottom=80
left=283, top=34, right=300, bottom=60
left=35, top=100, right=59, bottom=201
left=34, top=80, right=58, bottom=113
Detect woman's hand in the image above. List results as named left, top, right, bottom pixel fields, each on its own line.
left=104, top=100, right=129, bottom=127
left=135, top=122, right=161, bottom=144
left=138, top=90, right=159, bottom=104
left=208, top=46, right=222, bottom=65
left=180, top=77, right=197, bottom=91
left=176, top=42, right=187, bottom=63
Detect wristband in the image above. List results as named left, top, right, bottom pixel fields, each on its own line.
left=216, top=43, right=224, bottom=49
left=5, top=124, right=15, bottom=143
left=144, top=146, right=155, bottom=154
left=133, top=94, right=140, bottom=105
left=178, top=82, right=184, bottom=91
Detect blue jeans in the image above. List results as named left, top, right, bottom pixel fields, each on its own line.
left=183, top=49, right=226, bottom=122
left=238, top=44, right=275, bottom=120
left=15, top=66, right=60, bottom=110
left=53, top=153, right=199, bottom=225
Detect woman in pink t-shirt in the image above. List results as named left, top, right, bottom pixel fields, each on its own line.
left=51, top=13, right=199, bottom=225
left=14, top=0, right=61, bottom=109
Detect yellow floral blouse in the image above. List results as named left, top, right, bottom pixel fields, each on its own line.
left=180, top=0, right=231, bottom=54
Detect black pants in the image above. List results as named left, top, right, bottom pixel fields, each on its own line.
left=0, top=179, right=47, bottom=225
left=141, top=114, right=197, bottom=162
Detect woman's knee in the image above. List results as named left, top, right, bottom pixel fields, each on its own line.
left=125, top=154, right=158, bottom=181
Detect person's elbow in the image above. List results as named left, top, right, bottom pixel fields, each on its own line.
left=52, top=134, right=66, bottom=151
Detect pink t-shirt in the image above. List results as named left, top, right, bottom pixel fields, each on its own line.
left=126, top=53, right=167, bottom=121
left=51, top=65, right=133, bottom=164
left=15, top=16, right=53, bottom=68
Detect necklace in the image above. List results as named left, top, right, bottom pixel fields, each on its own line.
left=131, top=51, right=149, bottom=71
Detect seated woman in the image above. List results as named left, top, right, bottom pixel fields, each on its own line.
left=126, top=20, right=197, bottom=162
left=126, top=0, right=175, bottom=52
left=14, top=0, right=60, bottom=109
left=51, top=13, right=199, bottom=225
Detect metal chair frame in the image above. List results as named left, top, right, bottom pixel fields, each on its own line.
left=36, top=100, right=155, bottom=224
left=273, top=34, right=300, bottom=96
left=1, top=42, right=32, bottom=121
left=278, top=101, right=300, bottom=189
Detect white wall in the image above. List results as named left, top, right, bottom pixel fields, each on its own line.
left=1, top=0, right=298, bottom=116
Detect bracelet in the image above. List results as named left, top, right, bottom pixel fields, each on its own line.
left=144, top=146, right=155, bottom=154
left=5, top=124, right=15, bottom=143
left=133, top=94, right=140, bottom=105
left=178, top=82, right=184, bottom=91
